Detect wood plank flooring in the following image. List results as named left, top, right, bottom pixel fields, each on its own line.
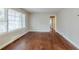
left=2, top=31, right=78, bottom=50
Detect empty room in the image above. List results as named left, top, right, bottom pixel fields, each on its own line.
left=0, top=8, right=79, bottom=50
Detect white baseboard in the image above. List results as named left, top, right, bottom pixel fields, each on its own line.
left=0, top=30, right=29, bottom=49
left=56, top=31, right=79, bottom=49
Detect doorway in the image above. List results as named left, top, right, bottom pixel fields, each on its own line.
left=50, top=16, right=56, bottom=31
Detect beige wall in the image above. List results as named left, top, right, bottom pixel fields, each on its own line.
left=30, top=13, right=56, bottom=32
left=57, top=8, right=79, bottom=48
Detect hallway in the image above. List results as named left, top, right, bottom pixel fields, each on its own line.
left=2, top=30, right=77, bottom=50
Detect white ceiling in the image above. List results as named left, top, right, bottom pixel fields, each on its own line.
left=24, top=8, right=63, bottom=13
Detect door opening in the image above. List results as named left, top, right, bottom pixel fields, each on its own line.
left=50, top=16, right=56, bottom=31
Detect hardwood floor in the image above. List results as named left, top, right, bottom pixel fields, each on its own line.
left=2, top=31, right=78, bottom=50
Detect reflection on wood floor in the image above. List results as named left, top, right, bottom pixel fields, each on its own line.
left=2, top=30, right=78, bottom=50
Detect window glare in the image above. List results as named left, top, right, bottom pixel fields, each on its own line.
left=0, top=9, right=7, bottom=34
left=0, top=8, right=26, bottom=34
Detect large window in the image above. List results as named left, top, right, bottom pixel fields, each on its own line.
left=0, top=8, right=26, bottom=34
left=8, top=9, right=26, bottom=31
